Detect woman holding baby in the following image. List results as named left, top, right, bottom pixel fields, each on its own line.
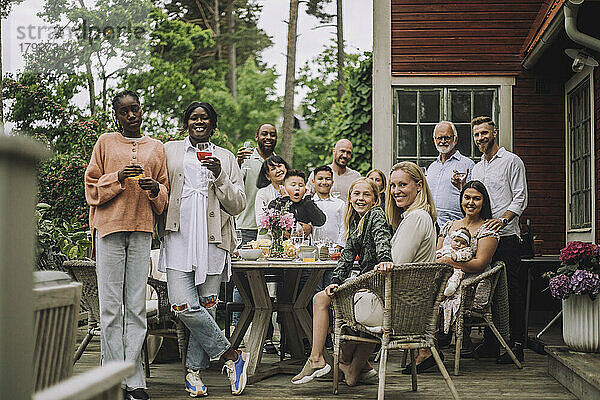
left=403, top=179, right=499, bottom=374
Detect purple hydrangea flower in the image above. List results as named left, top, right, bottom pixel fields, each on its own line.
left=549, top=274, right=572, bottom=300
left=570, top=270, right=600, bottom=297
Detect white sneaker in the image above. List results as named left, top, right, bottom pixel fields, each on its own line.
left=222, top=351, right=249, bottom=395
left=185, top=369, right=208, bottom=397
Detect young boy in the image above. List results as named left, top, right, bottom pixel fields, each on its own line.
left=268, top=169, right=326, bottom=234
left=311, top=165, right=345, bottom=245
left=311, top=165, right=345, bottom=291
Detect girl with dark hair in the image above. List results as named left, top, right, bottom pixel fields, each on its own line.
left=157, top=101, right=250, bottom=397
left=85, top=90, right=169, bottom=400
left=254, top=155, right=289, bottom=225
left=405, top=179, right=499, bottom=374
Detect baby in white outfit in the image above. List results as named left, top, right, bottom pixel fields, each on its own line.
left=436, top=227, right=473, bottom=296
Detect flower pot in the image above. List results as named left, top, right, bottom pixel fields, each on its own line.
left=562, top=295, right=600, bottom=352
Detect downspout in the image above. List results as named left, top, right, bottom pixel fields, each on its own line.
left=564, top=0, right=600, bottom=53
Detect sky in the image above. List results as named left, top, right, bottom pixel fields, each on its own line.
left=2, top=0, right=373, bottom=104
left=256, top=0, right=373, bottom=99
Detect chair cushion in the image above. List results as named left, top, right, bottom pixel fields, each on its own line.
left=354, top=290, right=383, bottom=333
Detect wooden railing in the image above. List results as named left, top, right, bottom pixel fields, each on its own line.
left=32, top=362, right=134, bottom=400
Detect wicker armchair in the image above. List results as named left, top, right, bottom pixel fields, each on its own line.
left=64, top=260, right=184, bottom=377
left=331, top=263, right=458, bottom=400
left=452, top=261, right=522, bottom=375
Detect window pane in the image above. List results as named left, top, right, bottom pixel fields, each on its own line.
left=451, top=91, right=471, bottom=123
left=420, top=91, right=440, bottom=123
left=398, top=91, right=417, bottom=123
left=420, top=125, right=437, bottom=157
left=474, top=90, right=494, bottom=118
left=456, top=124, right=471, bottom=157
left=567, top=77, right=592, bottom=228
left=397, top=125, right=416, bottom=156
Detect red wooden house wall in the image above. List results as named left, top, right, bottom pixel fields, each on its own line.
left=390, top=0, right=567, bottom=253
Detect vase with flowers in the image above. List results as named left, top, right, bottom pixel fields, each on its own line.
left=258, top=207, right=295, bottom=257
left=545, top=241, right=600, bottom=352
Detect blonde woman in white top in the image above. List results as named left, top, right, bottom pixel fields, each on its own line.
left=376, top=161, right=437, bottom=270
left=374, top=161, right=438, bottom=373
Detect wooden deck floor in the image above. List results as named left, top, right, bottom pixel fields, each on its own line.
left=73, top=327, right=576, bottom=400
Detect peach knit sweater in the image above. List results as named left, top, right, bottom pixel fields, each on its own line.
left=85, top=132, right=169, bottom=238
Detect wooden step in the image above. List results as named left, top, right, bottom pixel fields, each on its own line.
left=547, top=346, right=600, bottom=400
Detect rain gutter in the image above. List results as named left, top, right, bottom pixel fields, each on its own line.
left=564, top=0, right=600, bottom=53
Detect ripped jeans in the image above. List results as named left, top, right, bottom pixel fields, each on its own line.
left=166, top=269, right=230, bottom=371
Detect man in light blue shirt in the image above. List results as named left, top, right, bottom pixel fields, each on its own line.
left=425, top=121, right=475, bottom=228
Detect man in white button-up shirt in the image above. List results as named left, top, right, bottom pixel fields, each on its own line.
left=467, top=116, right=528, bottom=364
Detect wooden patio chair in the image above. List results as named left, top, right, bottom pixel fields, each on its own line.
left=63, top=260, right=185, bottom=377
left=33, top=270, right=82, bottom=392
left=453, top=261, right=523, bottom=375
left=331, top=263, right=459, bottom=400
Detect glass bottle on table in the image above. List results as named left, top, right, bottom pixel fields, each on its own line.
left=291, top=223, right=304, bottom=259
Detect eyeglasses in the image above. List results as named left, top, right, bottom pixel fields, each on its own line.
left=435, top=135, right=454, bottom=142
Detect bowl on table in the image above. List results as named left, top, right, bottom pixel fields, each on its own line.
left=238, top=248, right=263, bottom=261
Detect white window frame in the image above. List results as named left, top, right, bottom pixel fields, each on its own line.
left=393, top=85, right=501, bottom=166
left=373, top=76, right=514, bottom=174
left=565, top=67, right=595, bottom=242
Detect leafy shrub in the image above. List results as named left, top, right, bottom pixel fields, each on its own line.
left=36, top=203, right=92, bottom=269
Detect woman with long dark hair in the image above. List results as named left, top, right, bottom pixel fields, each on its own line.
left=404, top=179, right=499, bottom=374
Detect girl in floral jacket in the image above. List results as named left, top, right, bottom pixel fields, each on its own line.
left=292, top=178, right=393, bottom=386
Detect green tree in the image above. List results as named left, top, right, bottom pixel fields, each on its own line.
left=330, top=52, right=372, bottom=175
left=0, top=0, right=26, bottom=133
left=234, top=57, right=280, bottom=142
left=292, top=43, right=359, bottom=172
left=29, top=0, right=153, bottom=114
left=296, top=42, right=358, bottom=134
left=124, top=9, right=280, bottom=149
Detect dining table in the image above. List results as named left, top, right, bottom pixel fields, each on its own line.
left=230, top=259, right=336, bottom=383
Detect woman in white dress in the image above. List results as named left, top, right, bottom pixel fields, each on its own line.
left=158, top=101, right=249, bottom=397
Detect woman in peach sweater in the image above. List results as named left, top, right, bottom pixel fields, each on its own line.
left=84, top=90, right=168, bottom=400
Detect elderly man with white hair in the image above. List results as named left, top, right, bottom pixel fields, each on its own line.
left=425, top=121, right=475, bottom=228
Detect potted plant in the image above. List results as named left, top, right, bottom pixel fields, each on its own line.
left=546, top=241, right=600, bottom=352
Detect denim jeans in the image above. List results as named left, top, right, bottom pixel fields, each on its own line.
left=96, top=231, right=151, bottom=390
left=166, top=269, right=230, bottom=370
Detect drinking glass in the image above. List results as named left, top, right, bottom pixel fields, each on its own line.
left=291, top=224, right=304, bottom=259
left=242, top=140, right=253, bottom=170
left=312, top=227, right=325, bottom=248
left=196, top=142, right=213, bottom=162
left=235, top=229, right=243, bottom=249
left=127, top=162, right=144, bottom=180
